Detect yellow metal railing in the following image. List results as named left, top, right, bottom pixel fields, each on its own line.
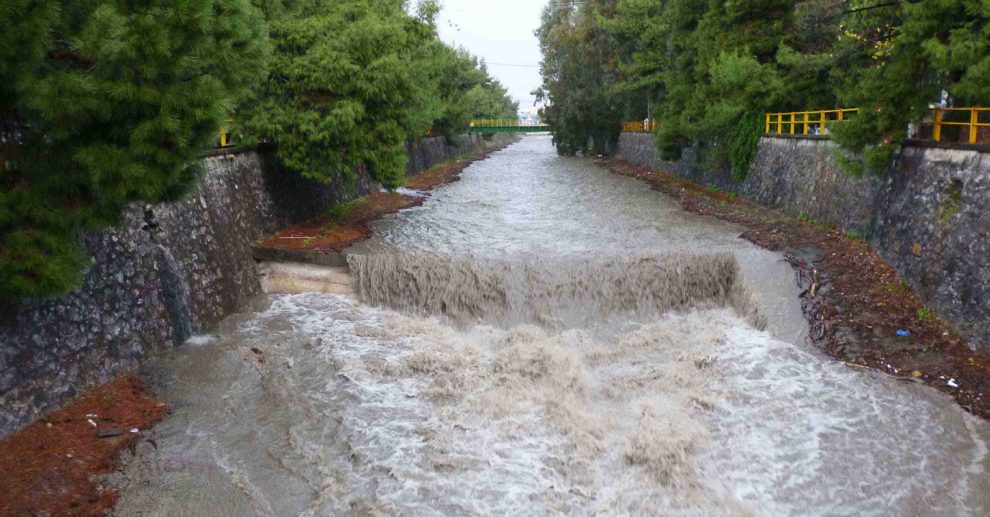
left=765, top=106, right=990, bottom=145
left=621, top=120, right=658, bottom=132
left=764, top=109, right=859, bottom=136
left=928, top=107, right=990, bottom=144
left=218, top=119, right=235, bottom=147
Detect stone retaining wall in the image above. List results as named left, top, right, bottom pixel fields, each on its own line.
left=614, top=133, right=736, bottom=191
left=0, top=135, right=499, bottom=435
left=616, top=132, right=990, bottom=352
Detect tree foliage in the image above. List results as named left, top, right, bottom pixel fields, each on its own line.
left=538, top=0, right=990, bottom=175
left=425, top=45, right=518, bottom=143
left=237, top=0, right=516, bottom=189
left=236, top=0, right=438, bottom=189
left=535, top=1, right=626, bottom=156
left=0, top=0, right=515, bottom=301
left=0, top=0, right=269, bottom=301
left=830, top=0, right=990, bottom=174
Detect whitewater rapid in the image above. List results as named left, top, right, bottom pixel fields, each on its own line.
left=110, top=135, right=990, bottom=516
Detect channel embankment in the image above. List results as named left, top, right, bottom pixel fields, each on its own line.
left=610, top=135, right=990, bottom=417
left=0, top=133, right=510, bottom=436
left=617, top=133, right=990, bottom=354
left=252, top=140, right=514, bottom=266
left=252, top=139, right=517, bottom=296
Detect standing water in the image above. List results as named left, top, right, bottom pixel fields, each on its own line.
left=112, top=135, right=990, bottom=516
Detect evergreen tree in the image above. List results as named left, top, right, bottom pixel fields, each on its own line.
left=0, top=0, right=269, bottom=301
left=541, top=0, right=990, bottom=176
left=236, top=0, right=443, bottom=189
left=238, top=0, right=515, bottom=188
left=831, top=0, right=990, bottom=173
left=463, top=80, right=519, bottom=120
left=605, top=0, right=793, bottom=176
left=425, top=46, right=517, bottom=142
left=536, top=0, right=625, bottom=156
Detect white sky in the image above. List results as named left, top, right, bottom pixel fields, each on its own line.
left=435, top=0, right=546, bottom=111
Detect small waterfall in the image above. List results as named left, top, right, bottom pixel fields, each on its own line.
left=156, top=244, right=194, bottom=346
left=348, top=251, right=764, bottom=329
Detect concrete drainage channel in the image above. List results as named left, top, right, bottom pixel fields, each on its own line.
left=105, top=135, right=990, bottom=515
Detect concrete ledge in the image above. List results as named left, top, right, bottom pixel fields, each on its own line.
left=198, top=146, right=254, bottom=158
left=762, top=134, right=831, bottom=141
left=250, top=244, right=348, bottom=268
left=259, top=262, right=351, bottom=295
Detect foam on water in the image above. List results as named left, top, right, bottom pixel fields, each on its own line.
left=347, top=251, right=764, bottom=330
left=111, top=135, right=990, bottom=516
left=183, top=334, right=216, bottom=347
left=112, top=292, right=990, bottom=516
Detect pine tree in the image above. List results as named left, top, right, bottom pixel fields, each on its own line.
left=237, top=0, right=443, bottom=189
left=0, top=0, right=269, bottom=301
left=536, top=1, right=625, bottom=156
left=831, top=0, right=990, bottom=173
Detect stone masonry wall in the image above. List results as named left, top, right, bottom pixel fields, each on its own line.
left=615, top=133, right=737, bottom=191
left=741, top=137, right=884, bottom=234
left=0, top=135, right=493, bottom=435
left=616, top=132, right=990, bottom=352
left=871, top=146, right=990, bottom=349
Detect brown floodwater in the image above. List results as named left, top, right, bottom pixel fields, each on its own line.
left=111, top=135, right=989, bottom=516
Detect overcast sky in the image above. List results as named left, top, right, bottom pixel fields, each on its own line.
left=435, top=0, right=546, bottom=112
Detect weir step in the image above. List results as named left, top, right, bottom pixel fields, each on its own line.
left=259, top=261, right=351, bottom=295
left=250, top=244, right=348, bottom=267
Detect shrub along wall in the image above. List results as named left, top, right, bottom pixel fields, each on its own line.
left=0, top=134, right=499, bottom=435
left=617, top=132, right=990, bottom=353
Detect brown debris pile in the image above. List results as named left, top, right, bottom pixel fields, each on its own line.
left=404, top=158, right=473, bottom=190
left=0, top=375, right=167, bottom=516
left=602, top=157, right=990, bottom=418
left=257, top=191, right=424, bottom=251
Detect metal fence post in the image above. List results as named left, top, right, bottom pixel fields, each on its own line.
left=933, top=109, right=943, bottom=142
left=970, top=108, right=979, bottom=144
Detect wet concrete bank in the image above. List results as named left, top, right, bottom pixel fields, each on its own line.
left=617, top=133, right=990, bottom=352
left=0, top=134, right=509, bottom=435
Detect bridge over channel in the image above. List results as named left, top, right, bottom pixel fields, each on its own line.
left=469, top=119, right=549, bottom=133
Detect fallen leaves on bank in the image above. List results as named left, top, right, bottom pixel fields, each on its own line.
left=601, top=157, right=990, bottom=418
left=0, top=375, right=166, bottom=517
left=257, top=145, right=510, bottom=253
left=256, top=191, right=425, bottom=252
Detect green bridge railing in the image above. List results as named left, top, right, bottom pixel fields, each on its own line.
left=469, top=119, right=549, bottom=133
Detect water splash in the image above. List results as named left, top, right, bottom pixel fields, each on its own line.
left=348, top=251, right=764, bottom=330
left=110, top=135, right=990, bottom=516
left=157, top=244, right=194, bottom=346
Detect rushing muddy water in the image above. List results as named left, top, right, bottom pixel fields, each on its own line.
left=112, top=135, right=990, bottom=516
